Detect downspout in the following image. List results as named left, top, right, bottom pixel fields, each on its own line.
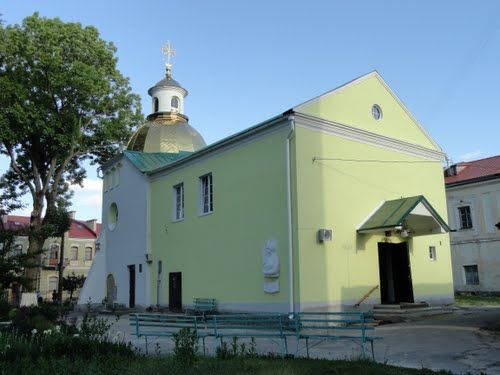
left=285, top=114, right=295, bottom=313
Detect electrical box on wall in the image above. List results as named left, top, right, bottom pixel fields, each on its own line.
left=317, top=229, right=333, bottom=243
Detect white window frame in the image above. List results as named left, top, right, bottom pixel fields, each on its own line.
left=428, top=246, right=437, bottom=261
left=199, top=173, right=213, bottom=215
left=173, top=183, right=184, bottom=221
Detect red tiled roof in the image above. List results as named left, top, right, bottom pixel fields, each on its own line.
left=4, top=215, right=100, bottom=239
left=4, top=215, right=30, bottom=230
left=445, top=155, right=500, bottom=185
left=69, top=221, right=97, bottom=239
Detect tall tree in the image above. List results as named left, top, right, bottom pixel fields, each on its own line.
left=0, top=13, right=142, bottom=289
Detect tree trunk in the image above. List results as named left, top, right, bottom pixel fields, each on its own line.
left=58, top=233, right=65, bottom=305
left=25, top=231, right=44, bottom=292
left=25, top=199, right=45, bottom=292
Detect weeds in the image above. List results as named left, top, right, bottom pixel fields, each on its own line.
left=172, top=327, right=198, bottom=366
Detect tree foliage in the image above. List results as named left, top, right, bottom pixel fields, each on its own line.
left=0, top=13, right=142, bottom=287
left=0, top=227, right=40, bottom=293
left=61, top=272, right=86, bottom=301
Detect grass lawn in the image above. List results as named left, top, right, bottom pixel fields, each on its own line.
left=0, top=356, right=454, bottom=375
left=455, top=294, right=500, bottom=306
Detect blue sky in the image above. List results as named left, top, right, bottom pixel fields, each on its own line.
left=1, top=1, right=499, bottom=220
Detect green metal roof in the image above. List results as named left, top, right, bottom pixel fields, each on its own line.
left=357, top=195, right=450, bottom=233
left=123, top=150, right=192, bottom=172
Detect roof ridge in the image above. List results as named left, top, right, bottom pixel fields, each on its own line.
left=457, top=154, right=500, bottom=164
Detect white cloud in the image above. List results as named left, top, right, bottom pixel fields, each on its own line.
left=71, top=178, right=102, bottom=193
left=70, top=178, right=102, bottom=220
left=458, top=150, right=482, bottom=162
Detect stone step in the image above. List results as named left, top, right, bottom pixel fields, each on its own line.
left=373, top=302, right=430, bottom=310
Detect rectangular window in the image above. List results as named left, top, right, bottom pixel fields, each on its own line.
left=464, top=265, right=479, bottom=285
left=48, top=276, right=58, bottom=292
left=458, top=206, right=473, bottom=229
left=200, top=173, right=213, bottom=214
left=158, top=260, right=162, bottom=275
left=428, top=246, right=437, bottom=261
left=70, top=246, right=78, bottom=261
left=84, top=247, right=93, bottom=261
left=139, top=264, right=142, bottom=273
left=173, top=183, right=184, bottom=220
left=13, top=244, right=23, bottom=257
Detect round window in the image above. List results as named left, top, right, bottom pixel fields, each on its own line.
left=372, top=104, right=382, bottom=120
left=108, top=203, right=118, bottom=231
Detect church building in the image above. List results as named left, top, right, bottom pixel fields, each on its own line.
left=79, top=46, right=454, bottom=312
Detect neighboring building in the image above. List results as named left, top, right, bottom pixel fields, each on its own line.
left=4, top=213, right=101, bottom=301
left=445, top=156, right=500, bottom=294
left=80, top=55, right=454, bottom=312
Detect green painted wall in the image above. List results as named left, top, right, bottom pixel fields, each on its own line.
left=149, top=127, right=290, bottom=308
left=296, top=73, right=438, bottom=150
left=293, top=74, right=454, bottom=308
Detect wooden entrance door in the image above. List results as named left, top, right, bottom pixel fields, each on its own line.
left=169, top=272, right=182, bottom=311
left=378, top=242, right=414, bottom=304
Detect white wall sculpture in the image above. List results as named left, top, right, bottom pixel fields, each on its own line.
left=262, top=239, right=280, bottom=294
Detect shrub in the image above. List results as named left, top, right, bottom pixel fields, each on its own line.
left=172, top=327, right=198, bottom=366
left=79, top=312, right=112, bottom=341
left=0, top=330, right=134, bottom=362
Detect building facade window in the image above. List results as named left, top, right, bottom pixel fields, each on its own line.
left=458, top=206, right=473, bottom=229
left=429, top=246, right=437, bottom=261
left=85, top=247, right=93, bottom=261
left=200, top=173, right=213, bottom=214
left=171, top=96, right=179, bottom=109
left=48, top=276, right=58, bottom=293
left=154, top=97, right=159, bottom=112
left=49, top=244, right=59, bottom=259
left=464, top=265, right=479, bottom=285
left=108, top=202, right=118, bottom=230
left=70, top=246, right=78, bottom=261
left=372, top=104, right=383, bottom=120
left=13, top=244, right=23, bottom=257
left=173, top=183, right=184, bottom=220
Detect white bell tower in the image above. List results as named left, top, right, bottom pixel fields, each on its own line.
left=148, top=41, right=187, bottom=116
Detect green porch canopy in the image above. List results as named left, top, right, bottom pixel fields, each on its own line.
left=357, top=195, right=450, bottom=236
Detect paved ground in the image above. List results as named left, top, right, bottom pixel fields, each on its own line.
left=102, top=306, right=500, bottom=375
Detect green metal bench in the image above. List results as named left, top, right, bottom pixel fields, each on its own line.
left=129, top=313, right=210, bottom=354
left=185, top=298, right=217, bottom=316
left=207, top=313, right=289, bottom=355
left=290, top=311, right=380, bottom=359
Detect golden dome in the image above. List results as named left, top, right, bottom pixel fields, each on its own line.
left=127, top=112, right=206, bottom=153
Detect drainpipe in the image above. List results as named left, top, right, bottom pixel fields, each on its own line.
left=285, top=114, right=295, bottom=313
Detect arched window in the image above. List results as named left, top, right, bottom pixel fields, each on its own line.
left=85, top=247, right=93, bottom=261
left=70, top=246, right=79, bottom=261
left=48, top=276, right=58, bottom=293
left=49, top=244, right=59, bottom=260
left=153, top=97, right=159, bottom=112
left=171, top=96, right=180, bottom=110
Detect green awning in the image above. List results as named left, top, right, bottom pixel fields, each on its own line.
left=357, top=195, right=450, bottom=236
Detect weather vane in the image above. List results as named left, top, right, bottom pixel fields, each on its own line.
left=161, top=41, right=176, bottom=67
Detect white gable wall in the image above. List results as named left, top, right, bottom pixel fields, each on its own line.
left=102, top=157, right=151, bottom=308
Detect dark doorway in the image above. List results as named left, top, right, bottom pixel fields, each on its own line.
left=169, top=272, right=182, bottom=311
left=378, top=242, right=414, bottom=304
left=128, top=265, right=135, bottom=308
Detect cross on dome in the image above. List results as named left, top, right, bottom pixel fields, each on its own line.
left=161, top=41, right=176, bottom=78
